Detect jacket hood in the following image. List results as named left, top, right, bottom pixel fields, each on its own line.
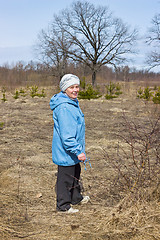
left=50, top=91, right=78, bottom=111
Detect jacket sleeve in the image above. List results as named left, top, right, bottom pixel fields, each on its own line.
left=56, top=105, right=83, bottom=156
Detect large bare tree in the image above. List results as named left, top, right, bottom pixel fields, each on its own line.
left=145, top=14, right=160, bottom=71
left=37, top=1, right=138, bottom=85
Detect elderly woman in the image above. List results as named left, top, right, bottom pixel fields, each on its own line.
left=50, top=74, right=90, bottom=213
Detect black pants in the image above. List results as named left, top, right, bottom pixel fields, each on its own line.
left=56, top=163, right=83, bottom=211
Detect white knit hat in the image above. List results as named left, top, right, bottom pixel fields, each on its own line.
left=60, top=74, right=80, bottom=92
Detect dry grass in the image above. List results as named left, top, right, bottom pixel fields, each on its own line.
left=0, top=81, right=160, bottom=240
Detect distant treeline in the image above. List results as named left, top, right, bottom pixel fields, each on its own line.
left=0, top=61, right=159, bottom=90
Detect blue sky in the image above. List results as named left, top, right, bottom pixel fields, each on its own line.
left=0, top=0, right=159, bottom=71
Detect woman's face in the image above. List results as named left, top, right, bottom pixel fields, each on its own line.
left=65, top=84, right=79, bottom=99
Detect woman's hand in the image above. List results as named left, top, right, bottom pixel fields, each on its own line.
left=78, top=153, right=86, bottom=161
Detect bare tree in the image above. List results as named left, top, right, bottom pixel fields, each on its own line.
left=36, top=23, right=69, bottom=80
left=37, top=1, right=138, bottom=85
left=145, top=14, right=160, bottom=70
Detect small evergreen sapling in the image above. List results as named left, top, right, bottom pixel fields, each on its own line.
left=1, top=87, right=7, bottom=102
left=78, top=84, right=101, bottom=100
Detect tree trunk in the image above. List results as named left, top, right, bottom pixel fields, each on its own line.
left=92, top=71, right=96, bottom=86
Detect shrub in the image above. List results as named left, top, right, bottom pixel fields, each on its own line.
left=19, top=88, right=27, bottom=97
left=78, top=84, right=101, bottom=100
left=20, top=88, right=25, bottom=94
left=30, top=85, right=39, bottom=98
left=13, top=90, right=20, bottom=99
left=115, top=83, right=121, bottom=92
left=106, top=81, right=116, bottom=95
left=29, top=86, right=46, bottom=98
left=152, top=87, right=160, bottom=104
left=38, top=88, right=46, bottom=98
left=137, top=88, right=143, bottom=98
left=103, top=113, right=160, bottom=199
left=105, top=82, right=122, bottom=100
left=1, top=87, right=7, bottom=102
left=143, top=87, right=153, bottom=100
left=137, top=87, right=153, bottom=100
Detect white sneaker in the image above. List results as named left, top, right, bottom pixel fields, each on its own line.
left=67, top=207, right=79, bottom=213
left=80, top=196, right=90, bottom=204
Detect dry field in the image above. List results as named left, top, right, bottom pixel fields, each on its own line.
left=0, top=82, right=160, bottom=240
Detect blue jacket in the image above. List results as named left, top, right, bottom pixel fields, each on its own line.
left=50, top=92, right=85, bottom=166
